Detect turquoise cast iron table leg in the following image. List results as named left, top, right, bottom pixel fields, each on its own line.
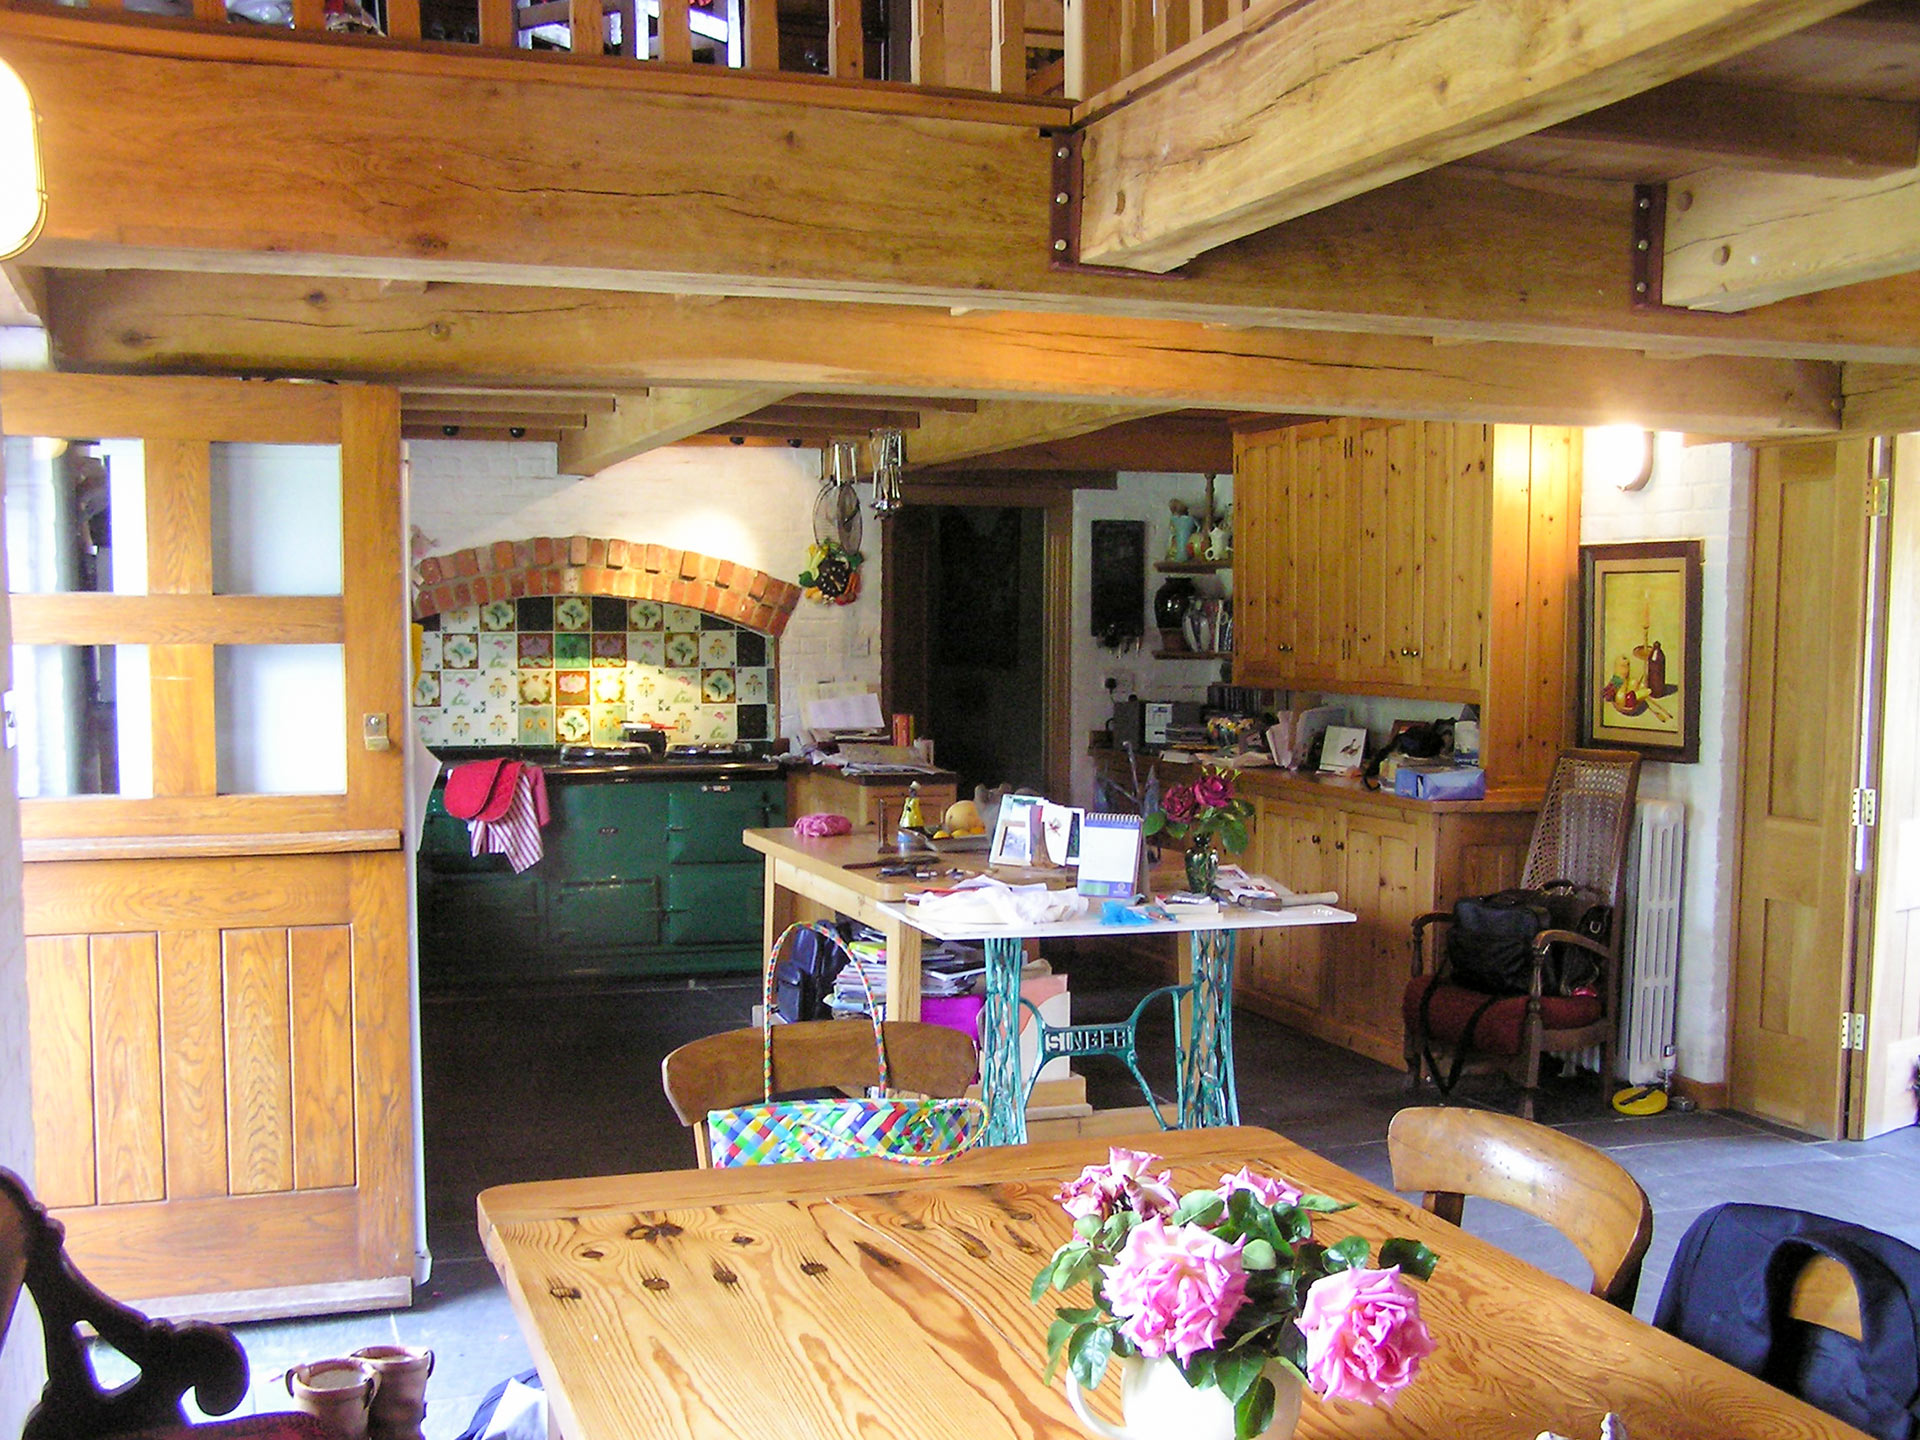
left=979, top=935, right=1030, bottom=1145
left=1179, top=928, right=1239, bottom=1129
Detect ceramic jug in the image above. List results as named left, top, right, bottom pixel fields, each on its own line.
left=1066, top=1354, right=1303, bottom=1440
left=286, top=1358, right=380, bottom=1440
left=353, top=1344, right=435, bottom=1440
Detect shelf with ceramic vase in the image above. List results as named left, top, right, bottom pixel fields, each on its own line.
left=1154, top=559, right=1231, bottom=574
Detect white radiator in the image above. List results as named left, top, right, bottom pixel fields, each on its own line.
left=1618, top=799, right=1687, bottom=1085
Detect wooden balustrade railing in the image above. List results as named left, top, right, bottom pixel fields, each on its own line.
left=3, top=0, right=1221, bottom=103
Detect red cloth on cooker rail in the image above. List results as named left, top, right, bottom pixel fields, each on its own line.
left=468, top=764, right=549, bottom=873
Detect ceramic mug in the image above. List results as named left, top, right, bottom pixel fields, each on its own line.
left=353, top=1343, right=435, bottom=1440
left=286, top=1358, right=380, bottom=1440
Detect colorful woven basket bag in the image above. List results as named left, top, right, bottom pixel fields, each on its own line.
left=706, top=923, right=986, bottom=1168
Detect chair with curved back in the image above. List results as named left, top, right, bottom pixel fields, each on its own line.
left=1, top=1167, right=328, bottom=1440
left=661, top=1019, right=980, bottom=1167
left=1404, top=747, right=1642, bottom=1118
left=1387, top=1105, right=1652, bottom=1310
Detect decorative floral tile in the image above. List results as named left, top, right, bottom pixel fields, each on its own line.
left=701, top=668, right=736, bottom=702
left=554, top=669, right=593, bottom=705
left=446, top=712, right=476, bottom=741
left=592, top=669, right=626, bottom=703
left=735, top=667, right=768, bottom=704
left=555, top=633, right=591, bottom=666
left=662, top=604, right=701, bottom=632
left=628, top=633, right=665, bottom=667
left=592, top=634, right=627, bottom=666
left=518, top=633, right=553, bottom=665
left=441, top=604, right=480, bottom=634
left=556, top=706, right=591, bottom=743
left=414, top=709, right=445, bottom=744
left=629, top=601, right=663, bottom=631
left=590, top=704, right=627, bottom=744
left=518, top=668, right=553, bottom=704
left=701, top=705, right=739, bottom=743
left=660, top=706, right=695, bottom=741
left=480, top=634, right=518, bottom=670
left=484, top=710, right=515, bottom=741
left=441, top=633, right=478, bottom=670
left=484, top=672, right=515, bottom=703
left=481, top=599, right=517, bottom=632
left=518, top=705, right=554, bottom=745
left=442, top=671, right=482, bottom=710
left=627, top=667, right=660, bottom=701
left=418, top=633, right=442, bottom=672
left=664, top=632, right=700, bottom=667
left=555, top=596, right=591, bottom=632
left=412, top=671, right=441, bottom=707
left=698, top=631, right=736, bottom=668
left=661, top=669, right=700, bottom=706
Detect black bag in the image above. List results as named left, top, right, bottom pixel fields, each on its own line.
left=1444, top=884, right=1609, bottom=998
left=773, top=921, right=850, bottom=1022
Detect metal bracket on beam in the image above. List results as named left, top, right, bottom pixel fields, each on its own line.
left=1631, top=183, right=1731, bottom=318
left=1047, top=129, right=1184, bottom=280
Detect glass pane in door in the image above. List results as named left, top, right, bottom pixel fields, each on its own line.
left=10, top=643, right=154, bottom=798
left=3, top=437, right=148, bottom=595
left=215, top=644, right=347, bottom=794
left=211, top=443, right=344, bottom=596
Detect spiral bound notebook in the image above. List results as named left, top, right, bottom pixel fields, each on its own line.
left=1076, top=812, right=1146, bottom=898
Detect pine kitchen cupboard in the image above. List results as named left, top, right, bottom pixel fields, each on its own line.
left=786, top=767, right=960, bottom=840
left=1234, top=420, right=1575, bottom=792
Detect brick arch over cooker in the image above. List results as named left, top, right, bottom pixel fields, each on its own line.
left=412, top=536, right=802, bottom=637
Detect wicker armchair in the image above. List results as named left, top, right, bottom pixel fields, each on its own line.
left=1404, top=748, right=1642, bottom=1118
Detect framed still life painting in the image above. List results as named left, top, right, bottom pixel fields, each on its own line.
left=1578, top=540, right=1703, bottom=763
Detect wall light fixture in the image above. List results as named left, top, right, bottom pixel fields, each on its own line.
left=1586, top=424, right=1655, bottom=492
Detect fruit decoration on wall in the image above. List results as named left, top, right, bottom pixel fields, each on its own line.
left=799, top=540, right=863, bottom=605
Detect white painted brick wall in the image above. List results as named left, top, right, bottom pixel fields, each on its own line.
left=407, top=441, right=881, bottom=740
left=1582, top=436, right=1750, bottom=1086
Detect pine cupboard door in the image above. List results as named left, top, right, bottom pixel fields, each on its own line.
left=1243, top=799, right=1335, bottom=1012
left=4, top=373, right=413, bottom=1318
left=1289, top=421, right=1349, bottom=688
left=1326, top=810, right=1423, bottom=1060
left=1230, top=435, right=1280, bottom=687
left=1732, top=440, right=1874, bottom=1139
left=1347, top=421, right=1423, bottom=690
left=1416, top=423, right=1491, bottom=700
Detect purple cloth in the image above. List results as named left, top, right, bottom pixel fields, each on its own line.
left=794, top=812, right=853, bottom=838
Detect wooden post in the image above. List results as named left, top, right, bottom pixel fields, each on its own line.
left=1065, top=0, right=1120, bottom=98
left=568, top=0, right=602, bottom=54
left=990, top=0, right=1023, bottom=92
left=478, top=0, right=516, bottom=47
left=657, top=0, right=692, bottom=61
left=291, top=0, right=325, bottom=30
left=386, top=0, right=422, bottom=40
left=912, top=0, right=947, bottom=84
left=739, top=0, right=779, bottom=68
left=828, top=0, right=863, bottom=76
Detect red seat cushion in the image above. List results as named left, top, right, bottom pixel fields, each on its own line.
left=1403, top=975, right=1603, bottom=1056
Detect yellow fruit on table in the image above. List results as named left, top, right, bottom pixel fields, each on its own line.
left=933, top=829, right=951, bottom=839
left=943, top=800, right=982, bottom=833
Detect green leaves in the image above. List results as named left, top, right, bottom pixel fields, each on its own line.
left=1233, top=1375, right=1276, bottom=1440
left=1377, top=1237, right=1440, bottom=1281
left=1174, top=1191, right=1227, bottom=1227
left=1068, top=1322, right=1115, bottom=1390
left=1323, top=1235, right=1372, bottom=1273
left=1212, top=1351, right=1265, bottom=1404
left=1241, top=1238, right=1278, bottom=1271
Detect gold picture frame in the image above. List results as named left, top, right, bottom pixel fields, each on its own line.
left=1578, top=540, right=1703, bottom=764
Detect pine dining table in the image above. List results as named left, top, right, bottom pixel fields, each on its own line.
left=476, top=1126, right=1870, bottom=1440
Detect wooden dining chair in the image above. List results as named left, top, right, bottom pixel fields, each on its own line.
left=661, top=1020, right=980, bottom=1167
left=1405, top=746, right=1642, bottom=1118
left=1, top=1168, right=329, bottom=1440
left=1387, top=1106, right=1653, bottom=1310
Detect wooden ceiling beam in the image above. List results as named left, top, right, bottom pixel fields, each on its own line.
left=400, top=388, right=625, bottom=413
left=921, top=412, right=1239, bottom=472
left=747, top=404, right=924, bottom=430
left=13, top=21, right=1920, bottom=363
left=1664, top=165, right=1920, bottom=311
left=404, top=408, right=591, bottom=430
left=908, top=401, right=1174, bottom=466
left=404, top=424, right=564, bottom=444
left=557, top=385, right=791, bottom=473
left=782, top=393, right=980, bottom=413
left=1073, top=0, right=1860, bottom=274
left=1839, top=362, right=1920, bottom=433
left=1482, top=79, right=1920, bottom=181
left=45, top=271, right=1841, bottom=434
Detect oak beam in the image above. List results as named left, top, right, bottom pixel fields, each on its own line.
left=1664, top=166, right=1920, bottom=311
left=1485, top=80, right=1920, bottom=182
left=908, top=401, right=1172, bottom=466
left=13, top=21, right=1920, bottom=362
left=557, top=385, right=790, bottom=472
left=46, top=271, right=1841, bottom=434
left=1074, top=0, right=1861, bottom=274
left=748, top=405, right=925, bottom=430
left=1840, top=363, right=1920, bottom=435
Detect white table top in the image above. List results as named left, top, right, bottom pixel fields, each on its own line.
left=874, top=896, right=1355, bottom=943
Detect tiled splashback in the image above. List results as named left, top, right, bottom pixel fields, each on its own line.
left=413, top=595, right=775, bottom=748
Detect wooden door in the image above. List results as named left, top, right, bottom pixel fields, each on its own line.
left=1416, top=423, right=1491, bottom=699
left=1348, top=421, right=1422, bottom=690
left=1733, top=439, right=1874, bottom=1138
left=1291, top=421, right=1348, bottom=688
left=1238, top=798, right=1333, bottom=1012
left=1328, top=810, right=1424, bottom=1062
left=1230, top=433, right=1280, bottom=687
left=4, top=373, right=412, bottom=1317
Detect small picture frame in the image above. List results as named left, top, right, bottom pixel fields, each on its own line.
left=1579, top=540, right=1703, bottom=764
left=989, top=794, right=1043, bottom=867
left=1318, top=725, right=1368, bottom=777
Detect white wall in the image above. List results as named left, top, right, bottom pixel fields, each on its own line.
left=405, top=441, right=882, bottom=740
left=1581, top=436, right=1751, bottom=1087
left=1069, top=472, right=1233, bottom=806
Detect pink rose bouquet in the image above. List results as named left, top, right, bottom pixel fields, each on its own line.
left=1035, top=1147, right=1438, bottom=1439
left=1143, top=766, right=1253, bottom=879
